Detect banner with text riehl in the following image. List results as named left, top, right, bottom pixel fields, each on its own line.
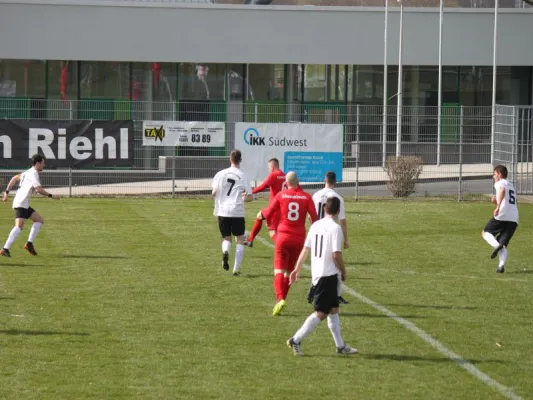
left=235, top=123, right=343, bottom=182
left=143, top=121, right=225, bottom=147
left=0, top=120, right=133, bottom=168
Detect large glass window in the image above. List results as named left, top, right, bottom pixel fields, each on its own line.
left=80, top=61, right=129, bottom=99
left=179, top=63, right=225, bottom=101
left=0, top=59, right=46, bottom=98
left=48, top=60, right=78, bottom=100
left=304, top=64, right=326, bottom=101
left=247, top=64, right=284, bottom=101
left=328, top=65, right=348, bottom=102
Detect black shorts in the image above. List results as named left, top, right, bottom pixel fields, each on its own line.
left=311, top=274, right=340, bottom=314
left=483, top=218, right=518, bottom=247
left=14, top=207, right=36, bottom=220
left=218, top=216, right=246, bottom=238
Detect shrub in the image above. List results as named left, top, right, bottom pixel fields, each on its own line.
left=385, top=155, right=424, bottom=198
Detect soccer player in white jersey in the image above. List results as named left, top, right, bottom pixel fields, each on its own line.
left=212, top=149, right=253, bottom=276
left=482, top=165, right=519, bottom=273
left=286, top=197, right=357, bottom=356
left=1, top=154, right=60, bottom=257
left=312, top=171, right=350, bottom=304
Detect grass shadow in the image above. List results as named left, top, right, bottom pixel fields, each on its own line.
left=506, top=270, right=533, bottom=274
left=360, top=353, right=504, bottom=364
left=0, top=263, right=42, bottom=267
left=58, top=255, right=129, bottom=260
left=0, top=329, right=89, bottom=336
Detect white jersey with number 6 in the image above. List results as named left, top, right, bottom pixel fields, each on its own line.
left=305, top=217, right=344, bottom=285
left=312, top=188, right=345, bottom=220
left=495, top=179, right=519, bottom=223
left=212, top=167, right=251, bottom=218
left=13, top=167, right=41, bottom=209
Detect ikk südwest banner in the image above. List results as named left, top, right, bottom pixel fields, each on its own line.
left=0, top=120, right=133, bottom=168
left=143, top=121, right=225, bottom=147
left=235, top=123, right=343, bottom=182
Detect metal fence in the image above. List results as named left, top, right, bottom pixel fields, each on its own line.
left=0, top=100, right=508, bottom=199
left=494, top=105, right=533, bottom=194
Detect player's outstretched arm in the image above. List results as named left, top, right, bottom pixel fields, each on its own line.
left=34, top=186, right=60, bottom=200
left=333, top=251, right=347, bottom=281
left=290, top=246, right=310, bottom=285
left=242, top=192, right=253, bottom=202
left=493, top=187, right=505, bottom=216
left=3, top=174, right=21, bottom=202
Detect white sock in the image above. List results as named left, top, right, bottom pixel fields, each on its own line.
left=499, top=247, right=508, bottom=267
left=482, top=232, right=500, bottom=248
left=293, top=313, right=322, bottom=344
left=4, top=226, right=21, bottom=249
left=234, top=244, right=244, bottom=272
left=222, top=240, right=231, bottom=254
left=28, top=222, right=42, bottom=243
left=327, top=313, right=345, bottom=349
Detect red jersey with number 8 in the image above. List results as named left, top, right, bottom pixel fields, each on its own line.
left=262, top=188, right=318, bottom=238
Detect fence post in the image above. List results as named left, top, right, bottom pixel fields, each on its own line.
left=512, top=106, right=518, bottom=186
left=254, top=102, right=258, bottom=123
left=356, top=105, right=360, bottom=201
left=172, top=155, right=176, bottom=198
left=68, top=166, right=72, bottom=198
left=458, top=106, right=463, bottom=202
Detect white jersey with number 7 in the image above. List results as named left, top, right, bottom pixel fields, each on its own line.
left=212, top=167, right=251, bottom=218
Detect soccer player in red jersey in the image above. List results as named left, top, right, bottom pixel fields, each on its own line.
left=260, top=171, right=318, bottom=316
left=245, top=158, right=286, bottom=247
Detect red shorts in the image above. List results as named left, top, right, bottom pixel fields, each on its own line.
left=274, top=234, right=305, bottom=273
left=266, top=210, right=281, bottom=232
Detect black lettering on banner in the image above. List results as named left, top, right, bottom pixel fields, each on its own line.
left=227, top=178, right=236, bottom=196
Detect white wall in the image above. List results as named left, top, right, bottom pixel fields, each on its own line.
left=0, top=0, right=532, bottom=65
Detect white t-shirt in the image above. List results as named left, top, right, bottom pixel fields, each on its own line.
left=212, top=166, right=251, bottom=218
left=312, top=188, right=346, bottom=220
left=13, top=167, right=41, bottom=209
left=304, top=217, right=344, bottom=285
left=494, top=179, right=519, bottom=223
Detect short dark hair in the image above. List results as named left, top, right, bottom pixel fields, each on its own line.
left=325, top=171, right=337, bottom=185
left=494, top=165, right=508, bottom=179
left=230, top=150, right=242, bottom=164
left=268, top=158, right=279, bottom=167
left=325, top=196, right=340, bottom=216
left=31, top=154, right=45, bottom=165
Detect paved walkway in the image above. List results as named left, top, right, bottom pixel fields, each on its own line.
left=47, top=163, right=493, bottom=196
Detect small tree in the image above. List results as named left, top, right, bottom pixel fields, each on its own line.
left=385, top=156, right=423, bottom=198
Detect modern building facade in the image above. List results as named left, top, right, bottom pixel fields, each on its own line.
left=0, top=0, right=532, bottom=166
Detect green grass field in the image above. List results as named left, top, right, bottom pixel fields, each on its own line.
left=0, top=198, right=532, bottom=400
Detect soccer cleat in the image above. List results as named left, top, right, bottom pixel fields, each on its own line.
left=336, top=345, right=358, bottom=355
left=232, top=270, right=241, bottom=276
left=222, top=251, right=229, bottom=271
left=287, top=338, right=303, bottom=356
left=24, top=242, right=38, bottom=256
left=272, top=299, right=287, bottom=316
left=0, top=248, right=11, bottom=257
left=491, top=244, right=504, bottom=259
left=244, top=240, right=253, bottom=248
left=338, top=296, right=350, bottom=305
left=496, top=265, right=505, bottom=274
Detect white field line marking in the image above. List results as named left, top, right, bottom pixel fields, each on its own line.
left=253, top=234, right=523, bottom=400
left=0, top=311, right=24, bottom=318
